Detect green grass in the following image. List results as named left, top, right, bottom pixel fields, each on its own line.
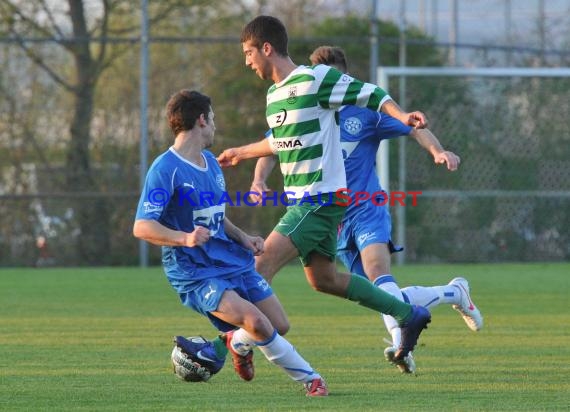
left=1, top=263, right=568, bottom=411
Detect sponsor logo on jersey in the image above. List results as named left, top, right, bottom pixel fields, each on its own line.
left=143, top=201, right=163, bottom=214
left=275, top=109, right=288, bottom=127
left=273, top=139, right=303, bottom=150
left=193, top=206, right=225, bottom=235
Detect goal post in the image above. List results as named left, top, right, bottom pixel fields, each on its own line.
left=376, top=67, right=570, bottom=264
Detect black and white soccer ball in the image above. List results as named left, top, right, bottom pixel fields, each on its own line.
left=171, top=339, right=212, bottom=382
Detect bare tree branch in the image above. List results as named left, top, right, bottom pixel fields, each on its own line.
left=11, top=35, right=75, bottom=92
left=0, top=0, right=75, bottom=53
left=37, top=0, right=66, bottom=39
left=0, top=0, right=75, bottom=90
left=0, top=80, right=56, bottom=175
left=94, top=0, right=110, bottom=74
left=104, top=1, right=192, bottom=35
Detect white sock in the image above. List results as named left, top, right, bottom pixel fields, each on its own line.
left=230, top=328, right=255, bottom=355
left=256, top=330, right=320, bottom=383
left=401, top=285, right=460, bottom=309
left=373, top=275, right=404, bottom=347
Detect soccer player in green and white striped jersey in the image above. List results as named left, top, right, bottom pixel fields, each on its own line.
left=217, top=16, right=431, bottom=381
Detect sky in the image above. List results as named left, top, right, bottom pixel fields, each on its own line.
left=341, top=0, right=569, bottom=51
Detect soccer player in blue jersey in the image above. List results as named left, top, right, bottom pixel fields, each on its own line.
left=133, top=89, right=329, bottom=396
left=249, top=46, right=483, bottom=374
left=218, top=15, right=431, bottom=371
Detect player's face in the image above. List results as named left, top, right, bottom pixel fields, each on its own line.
left=202, top=108, right=215, bottom=148
left=242, top=40, right=270, bottom=80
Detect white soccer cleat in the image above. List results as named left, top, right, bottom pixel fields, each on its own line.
left=384, top=346, right=416, bottom=374
left=448, top=277, right=483, bottom=331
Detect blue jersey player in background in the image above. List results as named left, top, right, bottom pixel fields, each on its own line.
left=133, top=89, right=329, bottom=396
left=250, top=46, right=483, bottom=374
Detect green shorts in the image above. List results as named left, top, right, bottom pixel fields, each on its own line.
left=274, top=196, right=346, bottom=266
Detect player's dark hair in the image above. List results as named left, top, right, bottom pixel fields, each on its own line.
left=166, top=90, right=211, bottom=137
left=309, top=46, right=348, bottom=73
left=240, top=15, right=289, bottom=56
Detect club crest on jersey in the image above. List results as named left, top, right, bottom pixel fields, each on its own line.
left=287, top=86, right=297, bottom=104
left=215, top=174, right=225, bottom=190
left=343, top=117, right=363, bottom=136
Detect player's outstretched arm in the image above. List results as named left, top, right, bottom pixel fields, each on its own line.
left=249, top=155, right=277, bottom=204
left=217, top=139, right=272, bottom=167
left=380, top=99, right=428, bottom=129
left=133, top=219, right=210, bottom=247
left=409, top=128, right=461, bottom=171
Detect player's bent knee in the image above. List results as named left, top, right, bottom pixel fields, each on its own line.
left=243, top=313, right=274, bottom=338
left=273, top=320, right=290, bottom=336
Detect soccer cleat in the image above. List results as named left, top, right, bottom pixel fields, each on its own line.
left=384, top=346, right=416, bottom=374
left=395, top=305, right=431, bottom=361
left=304, top=377, right=329, bottom=397
left=449, top=277, right=484, bottom=331
left=221, top=330, right=254, bottom=381
left=173, top=335, right=225, bottom=374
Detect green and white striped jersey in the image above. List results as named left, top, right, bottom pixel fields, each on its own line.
left=266, top=64, right=391, bottom=199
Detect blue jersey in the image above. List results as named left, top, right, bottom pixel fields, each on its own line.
left=339, top=106, right=412, bottom=216
left=336, top=107, right=411, bottom=273
left=135, top=148, right=254, bottom=292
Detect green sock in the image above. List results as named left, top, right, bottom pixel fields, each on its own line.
left=212, top=336, right=228, bottom=359
left=346, top=274, right=412, bottom=324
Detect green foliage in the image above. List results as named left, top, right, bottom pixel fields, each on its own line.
left=300, top=15, right=445, bottom=81
left=1, top=263, right=569, bottom=410
left=2, top=4, right=569, bottom=266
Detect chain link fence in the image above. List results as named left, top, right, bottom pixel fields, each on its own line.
left=1, top=33, right=569, bottom=266
left=383, top=71, right=570, bottom=263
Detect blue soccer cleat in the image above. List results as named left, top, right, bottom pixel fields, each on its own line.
left=174, top=335, right=225, bottom=374
left=395, top=305, right=431, bottom=361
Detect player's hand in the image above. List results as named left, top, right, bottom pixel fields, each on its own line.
left=243, top=235, right=264, bottom=256
left=249, top=181, right=271, bottom=205
left=407, top=111, right=428, bottom=129
left=434, top=151, right=461, bottom=171
left=217, top=148, right=241, bottom=167
left=185, top=226, right=210, bottom=247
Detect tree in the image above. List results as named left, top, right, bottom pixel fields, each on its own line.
left=0, top=0, right=193, bottom=265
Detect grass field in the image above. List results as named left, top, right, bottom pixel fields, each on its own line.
left=1, top=262, right=568, bottom=411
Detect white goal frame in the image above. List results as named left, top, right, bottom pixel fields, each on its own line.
left=376, top=67, right=570, bottom=264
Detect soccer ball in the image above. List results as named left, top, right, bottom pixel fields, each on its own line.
left=171, top=335, right=226, bottom=382
left=171, top=339, right=212, bottom=382
left=171, top=344, right=212, bottom=382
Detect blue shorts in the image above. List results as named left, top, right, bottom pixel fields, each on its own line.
left=177, top=270, right=273, bottom=333
left=337, top=201, right=402, bottom=277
